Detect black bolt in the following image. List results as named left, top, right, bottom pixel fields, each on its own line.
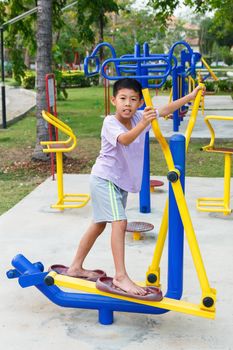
left=203, top=297, right=214, bottom=308
left=167, top=171, right=179, bottom=183
left=147, top=273, right=157, bottom=283
left=44, top=275, right=54, bottom=286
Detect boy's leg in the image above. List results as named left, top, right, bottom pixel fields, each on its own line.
left=67, top=221, right=106, bottom=278
left=111, top=220, right=146, bottom=295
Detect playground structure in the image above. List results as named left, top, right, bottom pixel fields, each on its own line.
left=7, top=86, right=216, bottom=324
left=84, top=40, right=203, bottom=131
left=84, top=40, right=204, bottom=213
left=197, top=115, right=233, bottom=215
left=40, top=110, right=90, bottom=210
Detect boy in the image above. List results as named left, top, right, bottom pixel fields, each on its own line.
left=51, top=78, right=204, bottom=296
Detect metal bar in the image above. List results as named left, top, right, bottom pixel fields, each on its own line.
left=0, top=27, right=6, bottom=128
left=3, top=7, right=38, bottom=27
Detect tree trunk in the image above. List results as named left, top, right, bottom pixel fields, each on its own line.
left=32, top=0, right=52, bottom=161
left=99, top=12, right=104, bottom=62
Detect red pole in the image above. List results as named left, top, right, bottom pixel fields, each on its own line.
left=45, top=73, right=58, bottom=180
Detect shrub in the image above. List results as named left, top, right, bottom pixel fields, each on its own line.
left=22, top=71, right=36, bottom=89
left=162, top=78, right=172, bottom=90
left=217, top=79, right=233, bottom=93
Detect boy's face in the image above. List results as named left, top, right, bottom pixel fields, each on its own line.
left=111, top=88, right=143, bottom=122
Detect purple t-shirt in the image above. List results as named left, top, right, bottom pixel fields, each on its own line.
left=91, top=110, right=151, bottom=193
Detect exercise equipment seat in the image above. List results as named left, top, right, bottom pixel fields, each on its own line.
left=41, top=110, right=90, bottom=210
left=197, top=115, right=233, bottom=215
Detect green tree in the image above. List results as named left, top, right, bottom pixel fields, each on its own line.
left=149, top=0, right=233, bottom=28
left=149, top=0, right=233, bottom=63
left=1, top=1, right=37, bottom=84
left=199, top=18, right=215, bottom=56
left=75, top=0, right=118, bottom=61
left=1, top=0, right=118, bottom=159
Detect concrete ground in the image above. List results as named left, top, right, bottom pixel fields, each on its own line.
left=0, top=173, right=233, bottom=350
left=0, top=90, right=233, bottom=349
left=152, top=95, right=233, bottom=140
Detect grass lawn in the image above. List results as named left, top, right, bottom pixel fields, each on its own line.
left=0, top=85, right=232, bottom=215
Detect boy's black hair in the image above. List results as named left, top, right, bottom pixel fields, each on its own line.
left=113, top=78, right=143, bottom=99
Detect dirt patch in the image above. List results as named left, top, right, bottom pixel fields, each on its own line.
left=0, top=137, right=100, bottom=177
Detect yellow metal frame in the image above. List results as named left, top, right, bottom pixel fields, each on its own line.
left=41, top=110, right=90, bottom=210
left=46, top=271, right=215, bottom=319
left=189, top=75, right=205, bottom=116
left=201, top=58, right=218, bottom=82
left=142, top=86, right=216, bottom=318
left=46, top=86, right=216, bottom=320
left=197, top=115, right=233, bottom=215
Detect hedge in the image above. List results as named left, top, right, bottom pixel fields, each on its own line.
left=21, top=70, right=99, bottom=90
left=60, top=70, right=99, bottom=87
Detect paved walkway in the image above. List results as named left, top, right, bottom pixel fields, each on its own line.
left=0, top=85, right=36, bottom=127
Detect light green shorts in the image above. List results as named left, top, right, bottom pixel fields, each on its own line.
left=90, top=175, right=128, bottom=223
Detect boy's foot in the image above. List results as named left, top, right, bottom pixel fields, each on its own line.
left=96, top=276, right=163, bottom=301
left=113, top=274, right=147, bottom=296
left=48, top=264, right=106, bottom=282
left=67, top=267, right=105, bottom=280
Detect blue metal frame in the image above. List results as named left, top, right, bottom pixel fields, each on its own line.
left=167, top=135, right=185, bottom=298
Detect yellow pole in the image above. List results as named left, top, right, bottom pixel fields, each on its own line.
left=146, top=200, right=168, bottom=286
left=185, top=85, right=203, bottom=150
left=201, top=57, right=218, bottom=81
left=223, top=154, right=232, bottom=215
left=56, top=152, right=64, bottom=208
left=146, top=86, right=203, bottom=284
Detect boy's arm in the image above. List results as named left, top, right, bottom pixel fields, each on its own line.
left=158, top=85, right=205, bottom=118
left=118, top=108, right=157, bottom=146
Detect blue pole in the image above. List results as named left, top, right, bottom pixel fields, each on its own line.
left=167, top=134, right=185, bottom=299
left=140, top=132, right=150, bottom=213
left=139, top=42, right=151, bottom=213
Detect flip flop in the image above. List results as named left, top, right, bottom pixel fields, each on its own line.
left=96, top=276, right=163, bottom=302
left=48, top=264, right=106, bottom=282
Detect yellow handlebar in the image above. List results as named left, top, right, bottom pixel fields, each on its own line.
left=142, top=88, right=176, bottom=171
left=202, top=115, right=233, bottom=150
left=201, top=58, right=218, bottom=81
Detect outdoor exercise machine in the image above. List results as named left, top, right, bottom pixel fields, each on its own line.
left=197, top=115, right=233, bottom=215
left=84, top=40, right=202, bottom=214
left=7, top=85, right=216, bottom=324
left=40, top=110, right=90, bottom=210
